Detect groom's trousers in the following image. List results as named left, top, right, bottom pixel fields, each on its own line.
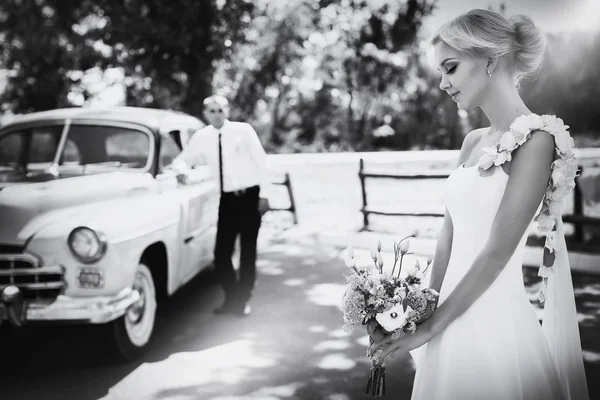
left=213, top=185, right=261, bottom=305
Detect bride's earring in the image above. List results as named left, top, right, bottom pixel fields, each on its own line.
left=487, top=69, right=492, bottom=78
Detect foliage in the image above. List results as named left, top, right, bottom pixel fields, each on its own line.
left=0, top=0, right=254, bottom=118
left=0, top=1, right=599, bottom=152
left=216, top=0, right=447, bottom=152
left=0, top=0, right=94, bottom=113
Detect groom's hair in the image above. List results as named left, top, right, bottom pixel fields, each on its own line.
left=203, top=95, right=229, bottom=109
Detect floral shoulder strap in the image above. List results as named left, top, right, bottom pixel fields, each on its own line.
left=475, top=114, right=578, bottom=303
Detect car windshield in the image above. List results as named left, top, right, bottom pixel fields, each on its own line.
left=0, top=124, right=151, bottom=172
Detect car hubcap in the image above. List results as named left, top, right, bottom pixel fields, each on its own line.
left=124, top=265, right=156, bottom=347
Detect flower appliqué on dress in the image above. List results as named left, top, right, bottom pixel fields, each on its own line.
left=476, top=114, right=578, bottom=303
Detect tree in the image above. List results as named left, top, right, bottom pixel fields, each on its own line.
left=0, top=0, right=102, bottom=113
left=0, top=0, right=255, bottom=119
left=213, top=0, right=438, bottom=151
left=83, top=0, right=254, bottom=118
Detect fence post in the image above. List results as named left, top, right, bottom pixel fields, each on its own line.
left=359, top=158, right=369, bottom=230
left=284, top=172, right=298, bottom=225
left=573, top=165, right=584, bottom=243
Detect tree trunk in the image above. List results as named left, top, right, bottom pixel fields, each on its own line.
left=347, top=90, right=354, bottom=147
left=270, top=84, right=285, bottom=146
left=182, top=58, right=214, bottom=121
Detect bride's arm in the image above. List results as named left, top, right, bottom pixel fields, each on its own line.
left=425, top=130, right=555, bottom=337
left=429, top=129, right=482, bottom=292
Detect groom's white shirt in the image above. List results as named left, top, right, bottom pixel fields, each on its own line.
left=171, top=119, right=269, bottom=197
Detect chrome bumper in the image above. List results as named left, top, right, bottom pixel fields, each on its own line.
left=26, top=287, right=140, bottom=324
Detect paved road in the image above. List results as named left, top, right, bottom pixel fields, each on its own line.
left=1, top=227, right=598, bottom=400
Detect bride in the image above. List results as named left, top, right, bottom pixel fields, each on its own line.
left=369, top=9, right=589, bottom=400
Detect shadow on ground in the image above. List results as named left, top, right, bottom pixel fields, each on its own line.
left=0, top=227, right=598, bottom=400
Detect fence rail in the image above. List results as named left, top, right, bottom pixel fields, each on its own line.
left=269, top=172, right=298, bottom=224
left=358, top=158, right=600, bottom=243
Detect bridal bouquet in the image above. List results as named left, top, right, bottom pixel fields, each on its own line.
left=341, top=235, right=438, bottom=397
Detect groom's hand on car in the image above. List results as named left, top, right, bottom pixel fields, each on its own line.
left=175, top=173, right=189, bottom=185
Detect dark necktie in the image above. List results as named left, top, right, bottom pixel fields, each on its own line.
left=218, top=131, right=224, bottom=193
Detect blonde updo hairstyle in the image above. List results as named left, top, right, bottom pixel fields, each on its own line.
left=431, top=9, right=547, bottom=86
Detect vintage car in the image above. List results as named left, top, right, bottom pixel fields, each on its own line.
left=0, top=106, right=220, bottom=360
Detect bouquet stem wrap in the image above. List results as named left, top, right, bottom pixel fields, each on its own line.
left=366, top=364, right=386, bottom=397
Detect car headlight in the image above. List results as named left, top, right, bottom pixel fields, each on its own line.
left=67, top=227, right=107, bottom=263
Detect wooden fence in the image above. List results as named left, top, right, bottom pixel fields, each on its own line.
left=269, top=172, right=298, bottom=224
left=358, top=158, right=600, bottom=243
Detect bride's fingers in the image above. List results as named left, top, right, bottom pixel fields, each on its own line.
left=368, top=335, right=394, bottom=355
left=382, top=346, right=405, bottom=367
left=378, top=334, right=395, bottom=348
left=375, top=342, right=399, bottom=365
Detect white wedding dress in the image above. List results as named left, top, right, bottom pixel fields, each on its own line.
left=410, top=162, right=588, bottom=399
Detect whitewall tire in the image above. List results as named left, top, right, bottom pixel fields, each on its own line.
left=112, top=262, right=157, bottom=361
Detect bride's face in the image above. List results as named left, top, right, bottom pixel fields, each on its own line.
left=433, top=41, right=489, bottom=110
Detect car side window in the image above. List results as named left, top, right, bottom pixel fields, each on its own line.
left=0, top=132, right=23, bottom=163
left=29, top=129, right=62, bottom=169
left=62, top=139, right=82, bottom=164
left=62, top=125, right=150, bottom=168
left=104, top=130, right=150, bottom=168
left=159, top=131, right=182, bottom=172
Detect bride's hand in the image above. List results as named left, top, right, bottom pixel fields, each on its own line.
left=369, top=323, right=435, bottom=367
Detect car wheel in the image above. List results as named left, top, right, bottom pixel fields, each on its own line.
left=112, top=262, right=157, bottom=362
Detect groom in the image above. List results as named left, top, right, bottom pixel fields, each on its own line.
left=170, top=95, right=270, bottom=317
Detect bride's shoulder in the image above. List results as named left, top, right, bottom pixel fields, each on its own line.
left=508, top=114, right=574, bottom=158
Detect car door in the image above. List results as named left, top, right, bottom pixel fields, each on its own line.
left=156, top=128, right=219, bottom=286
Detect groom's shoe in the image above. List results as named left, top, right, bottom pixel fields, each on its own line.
left=236, top=303, right=251, bottom=317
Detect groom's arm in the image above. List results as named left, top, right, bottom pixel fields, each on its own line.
left=427, top=130, right=555, bottom=336
left=429, top=129, right=483, bottom=293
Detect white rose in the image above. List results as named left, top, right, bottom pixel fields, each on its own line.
left=550, top=167, right=577, bottom=189
left=375, top=304, right=410, bottom=332
left=536, top=213, right=556, bottom=233
left=541, top=115, right=573, bottom=155
left=552, top=159, right=578, bottom=183
left=494, top=150, right=511, bottom=166
left=554, top=130, right=575, bottom=157
left=541, top=115, right=569, bottom=133
left=548, top=183, right=574, bottom=201
left=478, top=147, right=498, bottom=170
left=511, top=115, right=531, bottom=135
left=547, top=199, right=563, bottom=216
left=498, top=131, right=518, bottom=151
left=526, top=114, right=545, bottom=131
left=510, top=115, right=533, bottom=143
left=545, top=232, right=557, bottom=253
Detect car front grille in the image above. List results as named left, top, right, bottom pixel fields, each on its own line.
left=0, top=244, right=24, bottom=254
left=0, top=253, right=65, bottom=302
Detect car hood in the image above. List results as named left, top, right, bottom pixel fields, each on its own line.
left=0, top=171, right=157, bottom=246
